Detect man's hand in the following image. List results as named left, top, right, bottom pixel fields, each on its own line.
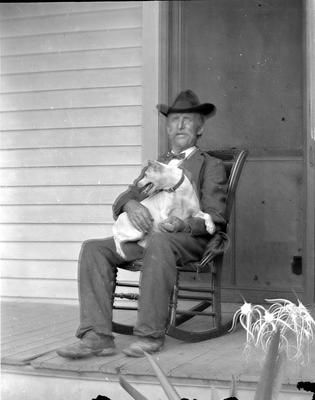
left=158, top=216, right=190, bottom=233
left=123, top=200, right=154, bottom=233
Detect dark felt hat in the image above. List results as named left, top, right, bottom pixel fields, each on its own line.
left=157, top=89, right=216, bottom=118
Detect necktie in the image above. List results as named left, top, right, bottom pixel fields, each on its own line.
left=164, top=152, right=186, bottom=162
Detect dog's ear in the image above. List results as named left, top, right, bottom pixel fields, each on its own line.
left=147, top=160, right=163, bottom=171
left=154, top=161, right=167, bottom=170
left=147, top=160, right=158, bottom=170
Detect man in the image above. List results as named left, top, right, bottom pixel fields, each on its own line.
left=57, top=90, right=227, bottom=359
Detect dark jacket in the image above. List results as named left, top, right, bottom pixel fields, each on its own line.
left=112, top=148, right=227, bottom=236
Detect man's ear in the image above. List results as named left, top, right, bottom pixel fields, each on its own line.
left=196, top=126, right=204, bottom=137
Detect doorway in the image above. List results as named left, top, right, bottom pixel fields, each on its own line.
left=167, top=0, right=306, bottom=303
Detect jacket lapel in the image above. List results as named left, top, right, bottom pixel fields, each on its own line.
left=180, top=150, right=205, bottom=196
left=159, top=149, right=205, bottom=196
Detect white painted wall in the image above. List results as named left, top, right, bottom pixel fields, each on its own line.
left=0, top=2, right=146, bottom=301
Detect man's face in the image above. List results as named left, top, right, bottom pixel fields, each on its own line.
left=166, top=113, right=204, bottom=153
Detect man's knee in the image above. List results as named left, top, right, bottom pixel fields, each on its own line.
left=141, top=233, right=177, bottom=287
left=80, top=239, right=100, bottom=257
left=81, top=237, right=113, bottom=253
left=144, top=232, right=178, bottom=269
left=79, top=238, right=114, bottom=268
left=146, top=232, right=172, bottom=250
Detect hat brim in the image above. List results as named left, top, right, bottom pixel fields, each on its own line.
left=157, top=103, right=216, bottom=118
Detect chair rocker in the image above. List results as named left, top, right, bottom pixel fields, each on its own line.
left=112, top=148, right=248, bottom=342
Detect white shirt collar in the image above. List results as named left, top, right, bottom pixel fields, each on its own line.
left=171, top=146, right=196, bottom=158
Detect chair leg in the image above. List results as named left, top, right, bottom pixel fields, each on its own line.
left=112, top=322, right=134, bottom=335
left=112, top=270, right=138, bottom=335
left=112, top=258, right=233, bottom=341
left=166, top=258, right=230, bottom=342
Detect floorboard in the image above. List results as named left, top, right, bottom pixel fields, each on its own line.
left=1, top=300, right=315, bottom=388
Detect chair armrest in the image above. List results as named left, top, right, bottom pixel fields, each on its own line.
left=199, top=231, right=231, bottom=268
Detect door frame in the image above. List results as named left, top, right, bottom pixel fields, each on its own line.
left=303, top=0, right=315, bottom=303
left=142, top=1, right=170, bottom=163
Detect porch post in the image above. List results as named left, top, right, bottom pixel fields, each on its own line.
left=304, top=0, right=315, bottom=303
left=142, top=1, right=169, bottom=163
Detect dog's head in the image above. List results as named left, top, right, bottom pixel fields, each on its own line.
left=137, top=161, right=181, bottom=193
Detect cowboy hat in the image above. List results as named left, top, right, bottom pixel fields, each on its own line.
left=156, top=89, right=216, bottom=118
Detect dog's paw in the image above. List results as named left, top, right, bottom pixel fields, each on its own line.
left=113, top=237, right=127, bottom=259
left=203, top=213, right=216, bottom=235
left=207, top=223, right=216, bottom=235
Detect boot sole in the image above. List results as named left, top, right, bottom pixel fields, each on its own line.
left=57, top=347, right=117, bottom=359
left=123, top=345, right=163, bottom=358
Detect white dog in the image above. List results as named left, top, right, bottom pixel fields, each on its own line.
left=113, top=161, right=215, bottom=259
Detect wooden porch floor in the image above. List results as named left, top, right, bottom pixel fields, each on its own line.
left=1, top=300, right=315, bottom=397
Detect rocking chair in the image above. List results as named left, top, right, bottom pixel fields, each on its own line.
left=112, top=148, right=248, bottom=342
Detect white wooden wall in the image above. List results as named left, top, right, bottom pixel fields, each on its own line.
left=0, top=2, right=143, bottom=302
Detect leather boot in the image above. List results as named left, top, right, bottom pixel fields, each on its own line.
left=57, top=330, right=117, bottom=359
left=123, top=336, right=164, bottom=357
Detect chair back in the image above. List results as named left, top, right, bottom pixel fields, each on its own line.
left=207, top=148, right=248, bottom=224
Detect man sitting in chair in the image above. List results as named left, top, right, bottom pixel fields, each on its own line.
left=57, top=90, right=227, bottom=359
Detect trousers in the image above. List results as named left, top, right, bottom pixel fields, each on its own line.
left=76, top=232, right=208, bottom=339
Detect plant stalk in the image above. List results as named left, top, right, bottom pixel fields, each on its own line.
left=253, top=328, right=285, bottom=400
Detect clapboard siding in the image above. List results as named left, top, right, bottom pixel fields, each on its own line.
left=0, top=29, right=142, bottom=56
left=0, top=127, right=141, bottom=150
left=0, top=2, right=144, bottom=300
left=0, top=146, right=141, bottom=167
left=0, top=279, right=78, bottom=300
left=0, top=86, right=142, bottom=112
left=0, top=8, right=141, bottom=37
left=0, top=225, right=113, bottom=242
left=1, top=260, right=78, bottom=279
left=1, top=106, right=141, bottom=131
left=0, top=186, right=126, bottom=205
left=0, top=205, right=113, bottom=224
left=1, top=48, right=142, bottom=74
left=0, top=166, right=141, bottom=186
left=1, top=270, right=140, bottom=300
left=1, top=260, right=138, bottom=281
left=0, top=67, right=142, bottom=93
left=0, top=242, right=82, bottom=260
left=0, top=2, right=141, bottom=19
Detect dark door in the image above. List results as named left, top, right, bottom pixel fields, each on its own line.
left=168, top=0, right=305, bottom=303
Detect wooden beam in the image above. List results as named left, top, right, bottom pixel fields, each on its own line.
left=142, top=2, right=170, bottom=161
left=157, top=1, right=170, bottom=155
left=303, top=0, right=315, bottom=303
